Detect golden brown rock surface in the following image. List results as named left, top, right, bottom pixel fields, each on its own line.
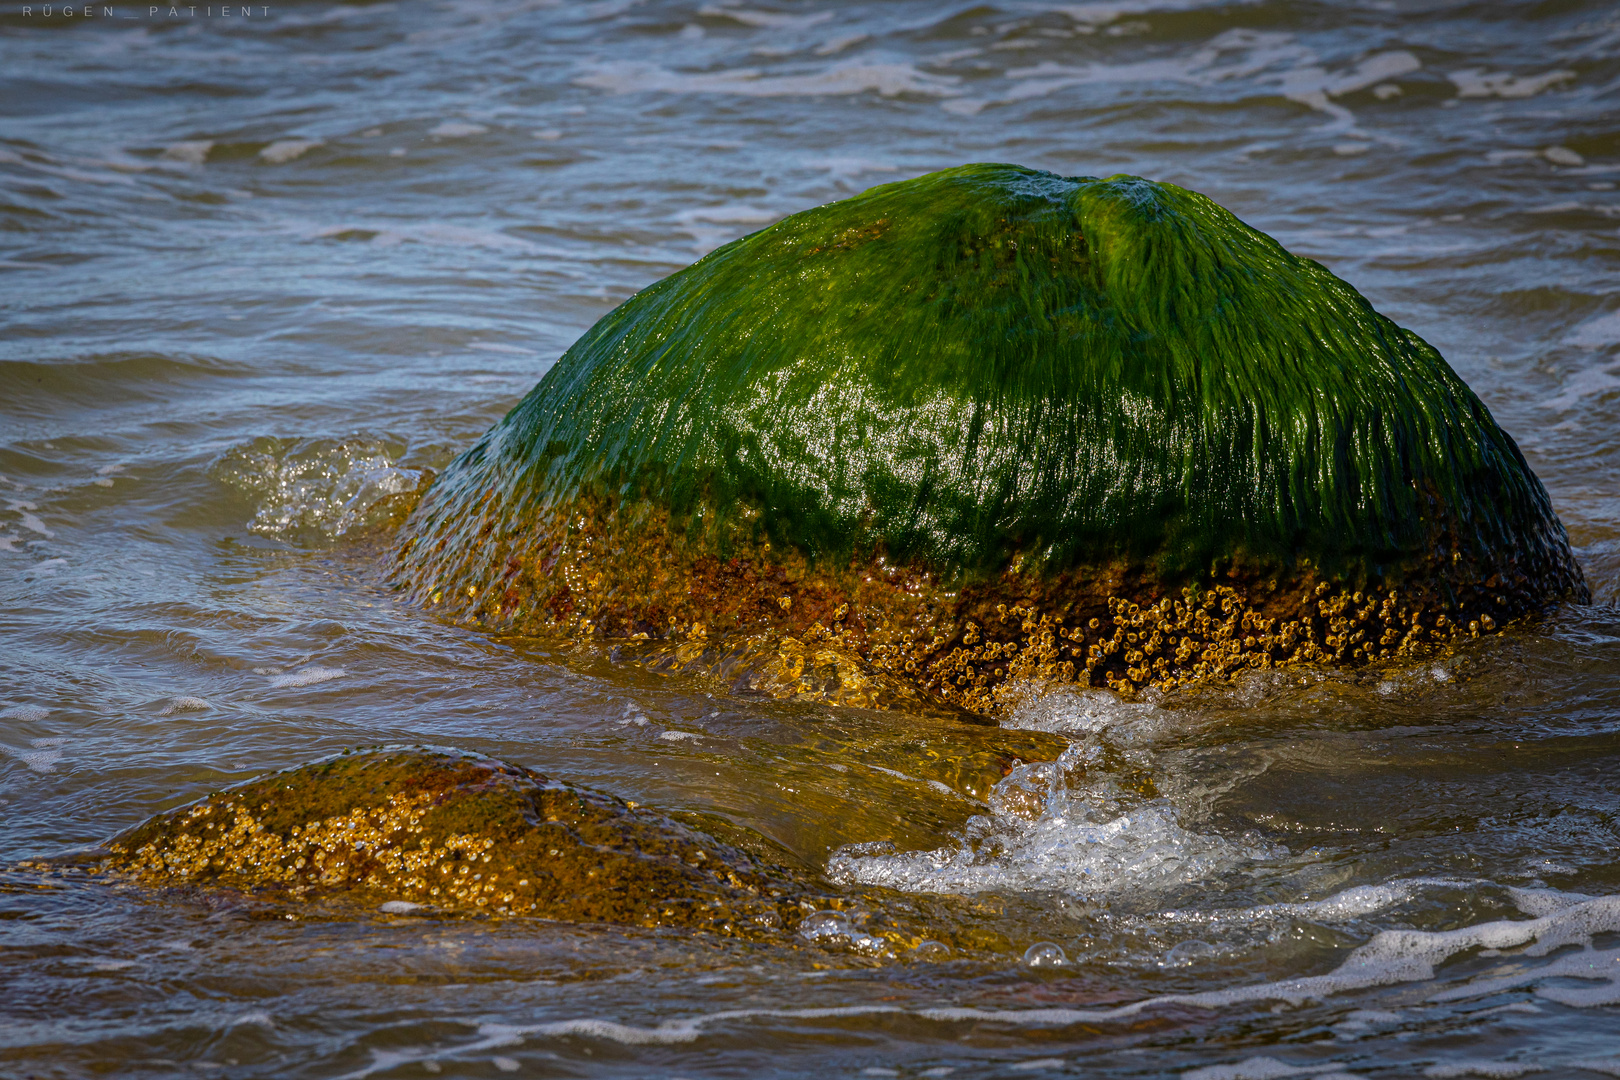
left=396, top=491, right=1577, bottom=717
left=104, top=746, right=810, bottom=935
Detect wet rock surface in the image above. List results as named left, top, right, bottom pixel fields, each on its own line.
left=103, top=746, right=813, bottom=935
left=92, top=746, right=1051, bottom=961
left=393, top=164, right=1586, bottom=713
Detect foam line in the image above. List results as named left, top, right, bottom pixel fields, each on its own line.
left=335, top=893, right=1620, bottom=1066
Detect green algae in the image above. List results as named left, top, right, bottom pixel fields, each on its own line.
left=408, top=163, right=1577, bottom=585
left=390, top=164, right=1585, bottom=711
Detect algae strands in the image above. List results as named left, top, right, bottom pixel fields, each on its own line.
left=394, top=164, right=1584, bottom=713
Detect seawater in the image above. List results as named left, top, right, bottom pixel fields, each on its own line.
left=3, top=2, right=1620, bottom=1077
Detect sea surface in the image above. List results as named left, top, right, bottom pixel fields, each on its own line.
left=4, top=1, right=1620, bottom=1077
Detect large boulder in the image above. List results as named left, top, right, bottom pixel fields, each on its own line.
left=392, top=164, right=1584, bottom=713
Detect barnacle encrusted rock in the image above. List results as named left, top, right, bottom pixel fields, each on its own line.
left=392, top=163, right=1585, bottom=714
left=103, top=746, right=809, bottom=933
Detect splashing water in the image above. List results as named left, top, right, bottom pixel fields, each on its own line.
left=210, top=436, right=422, bottom=541
left=828, top=688, right=1280, bottom=895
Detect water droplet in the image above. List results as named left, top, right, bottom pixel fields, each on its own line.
left=1022, top=941, right=1068, bottom=967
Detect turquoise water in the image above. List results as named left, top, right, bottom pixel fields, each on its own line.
left=3, top=2, right=1620, bottom=1077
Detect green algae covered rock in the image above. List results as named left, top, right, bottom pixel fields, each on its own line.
left=104, top=746, right=807, bottom=934
left=393, top=164, right=1585, bottom=712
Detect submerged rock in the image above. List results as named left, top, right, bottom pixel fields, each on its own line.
left=104, top=746, right=807, bottom=934
left=393, top=163, right=1585, bottom=713
left=97, top=746, right=1028, bottom=958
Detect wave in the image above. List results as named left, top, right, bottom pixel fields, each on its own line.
left=210, top=435, right=423, bottom=542
left=827, top=687, right=1278, bottom=896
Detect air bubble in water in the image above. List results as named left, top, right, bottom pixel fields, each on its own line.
left=1022, top=941, right=1068, bottom=967
left=1163, top=939, right=1220, bottom=968
left=798, top=909, right=891, bottom=957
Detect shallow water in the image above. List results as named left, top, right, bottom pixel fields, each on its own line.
left=3, top=1, right=1620, bottom=1076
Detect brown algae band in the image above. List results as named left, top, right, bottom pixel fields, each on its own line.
left=391, top=164, right=1585, bottom=714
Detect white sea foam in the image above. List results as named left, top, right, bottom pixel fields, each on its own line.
left=1279, top=49, right=1421, bottom=123
left=1331, top=1007, right=1403, bottom=1035
left=574, top=60, right=958, bottom=100
left=1567, top=1061, right=1620, bottom=1078
left=327, top=896, right=1620, bottom=1073
left=227, top=1011, right=275, bottom=1028
left=158, top=696, right=210, bottom=716
left=1486, top=150, right=1543, bottom=164
left=1506, top=886, right=1593, bottom=918
left=1430, top=947, right=1620, bottom=1007
left=674, top=203, right=781, bottom=253
left=0, top=704, right=50, bottom=722
left=815, top=34, right=869, bottom=57
left=830, top=688, right=1268, bottom=896
left=260, top=139, right=324, bottom=164
left=1, top=740, right=65, bottom=774
left=815, top=156, right=900, bottom=183
left=5, top=500, right=54, bottom=538
left=430, top=121, right=489, bottom=138
left=1156, top=880, right=1459, bottom=928
left=798, top=910, right=892, bottom=956
left=659, top=730, right=701, bottom=742
left=160, top=140, right=213, bottom=165
left=1000, top=685, right=1173, bottom=738
left=268, top=667, right=345, bottom=689
left=828, top=798, right=1267, bottom=895
left=1538, top=364, right=1620, bottom=413
left=941, top=31, right=1411, bottom=129
left=0, top=148, right=135, bottom=186
left=696, top=5, right=834, bottom=30
left=1057, top=0, right=1237, bottom=28
left=1184, top=1057, right=1339, bottom=1080
left=1448, top=69, right=1575, bottom=99
left=1423, top=1063, right=1547, bottom=1078
left=211, top=435, right=421, bottom=540
left=88, top=958, right=136, bottom=972
left=1564, top=311, right=1620, bottom=349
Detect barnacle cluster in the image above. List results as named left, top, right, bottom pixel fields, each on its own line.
left=116, top=790, right=510, bottom=907
left=100, top=746, right=1015, bottom=954
left=904, top=580, right=1503, bottom=714
left=103, top=747, right=808, bottom=934
left=396, top=486, right=1555, bottom=717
